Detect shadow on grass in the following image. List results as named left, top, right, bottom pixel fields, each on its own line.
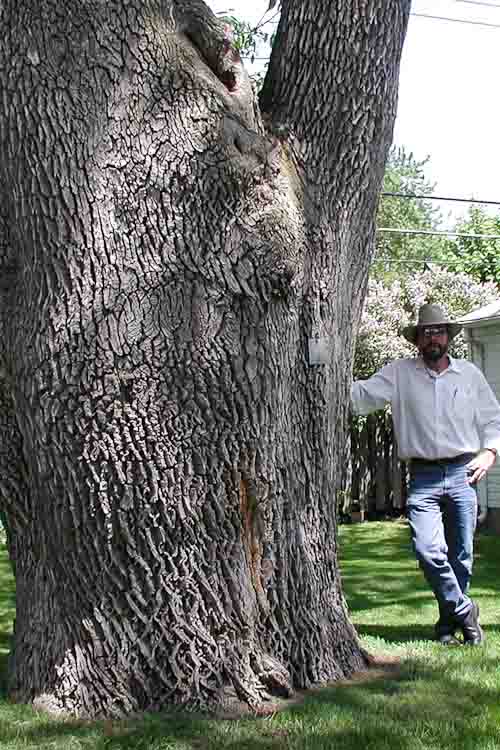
left=340, top=521, right=500, bottom=622
left=355, top=623, right=434, bottom=643
left=356, top=622, right=500, bottom=645
left=0, top=658, right=500, bottom=750
left=0, top=547, right=14, bottom=698
left=0, top=633, right=12, bottom=693
left=1, top=526, right=500, bottom=749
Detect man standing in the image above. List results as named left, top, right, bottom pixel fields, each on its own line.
left=351, top=303, right=500, bottom=645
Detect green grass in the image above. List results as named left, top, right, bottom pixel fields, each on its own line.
left=2, top=521, right=500, bottom=749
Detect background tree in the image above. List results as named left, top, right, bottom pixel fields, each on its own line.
left=373, top=147, right=448, bottom=282
left=0, top=0, right=411, bottom=718
left=440, top=206, right=500, bottom=287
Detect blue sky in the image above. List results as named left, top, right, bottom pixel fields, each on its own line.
left=207, top=0, right=500, bottom=223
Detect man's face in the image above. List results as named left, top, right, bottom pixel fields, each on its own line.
left=416, top=325, right=449, bottom=362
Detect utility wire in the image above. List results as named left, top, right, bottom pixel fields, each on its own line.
left=249, top=10, right=500, bottom=29
left=242, top=5, right=500, bottom=63
left=411, top=12, right=500, bottom=28
left=242, top=7, right=500, bottom=62
left=377, top=227, right=500, bottom=240
left=243, top=10, right=500, bottom=40
left=455, top=0, right=500, bottom=8
left=382, top=192, right=500, bottom=207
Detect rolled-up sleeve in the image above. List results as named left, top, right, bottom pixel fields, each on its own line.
left=476, top=372, right=500, bottom=456
left=351, top=363, right=395, bottom=416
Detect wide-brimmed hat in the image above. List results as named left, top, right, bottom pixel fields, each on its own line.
left=401, top=303, right=462, bottom=345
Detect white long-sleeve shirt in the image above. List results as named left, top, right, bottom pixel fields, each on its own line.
left=351, top=356, right=500, bottom=461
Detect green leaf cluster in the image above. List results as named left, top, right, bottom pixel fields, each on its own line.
left=374, top=147, right=448, bottom=282
left=440, top=206, right=500, bottom=286
left=218, top=15, right=272, bottom=61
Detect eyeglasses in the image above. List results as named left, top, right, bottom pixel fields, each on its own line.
left=421, top=326, right=447, bottom=338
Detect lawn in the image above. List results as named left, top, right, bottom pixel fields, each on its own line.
left=1, top=521, right=500, bottom=749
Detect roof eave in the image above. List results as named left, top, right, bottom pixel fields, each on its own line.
left=461, top=315, right=500, bottom=329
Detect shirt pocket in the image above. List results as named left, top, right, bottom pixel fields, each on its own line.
left=452, top=386, right=474, bottom=418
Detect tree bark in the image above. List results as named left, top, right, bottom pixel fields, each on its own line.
left=0, top=0, right=410, bottom=717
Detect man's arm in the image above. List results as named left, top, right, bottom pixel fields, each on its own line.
left=467, top=370, right=500, bottom=484
left=351, top=362, right=395, bottom=416
left=476, top=371, right=500, bottom=456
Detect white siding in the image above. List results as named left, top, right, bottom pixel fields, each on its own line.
left=487, top=468, right=500, bottom=509
left=469, top=326, right=500, bottom=508
left=482, top=330, right=500, bottom=394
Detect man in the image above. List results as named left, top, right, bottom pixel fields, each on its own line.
left=351, top=303, right=500, bottom=646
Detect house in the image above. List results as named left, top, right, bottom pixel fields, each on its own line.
left=460, top=300, right=500, bottom=532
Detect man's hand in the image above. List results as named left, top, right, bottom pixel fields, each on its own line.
left=467, top=450, right=497, bottom=485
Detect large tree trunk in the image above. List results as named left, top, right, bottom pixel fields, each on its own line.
left=0, top=0, right=410, bottom=718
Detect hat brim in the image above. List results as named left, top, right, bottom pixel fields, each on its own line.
left=401, top=323, right=463, bottom=345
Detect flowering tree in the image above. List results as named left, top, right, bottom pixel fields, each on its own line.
left=354, top=269, right=499, bottom=379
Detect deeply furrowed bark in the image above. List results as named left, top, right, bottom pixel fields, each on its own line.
left=0, top=0, right=410, bottom=718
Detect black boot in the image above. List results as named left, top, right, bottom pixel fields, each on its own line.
left=434, top=612, right=460, bottom=646
left=458, top=601, right=484, bottom=646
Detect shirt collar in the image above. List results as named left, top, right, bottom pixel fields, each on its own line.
left=447, top=355, right=462, bottom=373
left=415, top=355, right=462, bottom=373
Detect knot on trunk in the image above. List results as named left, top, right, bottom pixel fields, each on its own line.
left=173, top=0, right=260, bottom=130
left=222, top=114, right=277, bottom=173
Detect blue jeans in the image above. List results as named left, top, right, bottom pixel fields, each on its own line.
left=406, top=456, right=477, bottom=621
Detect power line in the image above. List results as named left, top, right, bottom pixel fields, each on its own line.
left=243, top=9, right=500, bottom=65
left=411, top=12, right=500, bottom=28
left=244, top=11, right=500, bottom=35
left=250, top=10, right=500, bottom=29
left=455, top=0, right=500, bottom=8
left=242, top=7, right=500, bottom=64
left=382, top=192, right=500, bottom=207
left=377, top=227, right=500, bottom=239
left=241, top=9, right=500, bottom=72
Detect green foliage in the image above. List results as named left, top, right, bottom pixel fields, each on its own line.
left=217, top=10, right=278, bottom=90
left=374, top=147, right=448, bottom=282
left=375, top=150, right=500, bottom=289
left=218, top=15, right=271, bottom=60
left=440, top=206, right=500, bottom=286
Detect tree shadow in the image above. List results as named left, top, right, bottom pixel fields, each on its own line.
left=0, top=549, right=14, bottom=697
left=0, top=633, right=12, bottom=692
left=1, top=525, right=500, bottom=748
left=340, top=521, right=500, bottom=623
left=355, top=623, right=433, bottom=643
left=0, top=658, right=499, bottom=750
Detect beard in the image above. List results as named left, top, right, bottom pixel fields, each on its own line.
left=422, top=342, right=448, bottom=364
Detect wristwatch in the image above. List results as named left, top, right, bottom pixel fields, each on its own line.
left=486, top=448, right=498, bottom=457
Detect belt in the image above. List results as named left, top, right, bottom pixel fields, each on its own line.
left=410, top=453, right=475, bottom=467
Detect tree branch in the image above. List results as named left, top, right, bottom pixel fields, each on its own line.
left=259, top=0, right=412, bottom=214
